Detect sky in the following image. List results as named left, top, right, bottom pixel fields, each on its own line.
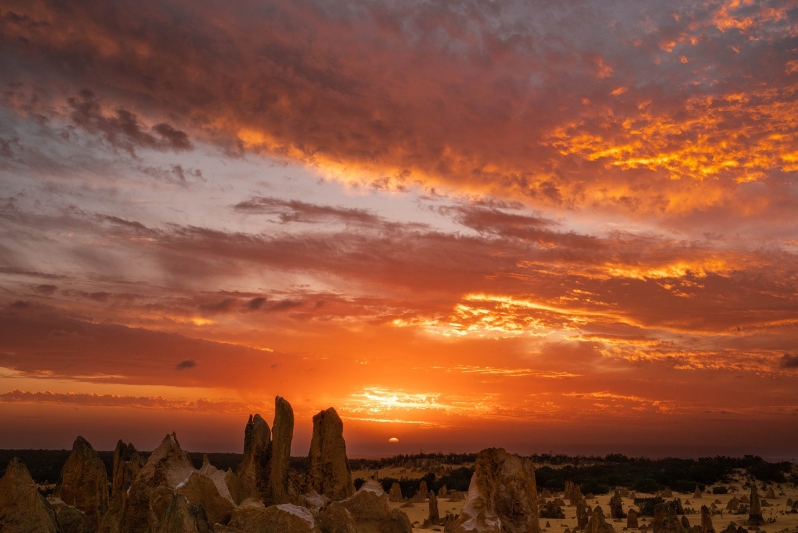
left=1, top=0, right=797, bottom=460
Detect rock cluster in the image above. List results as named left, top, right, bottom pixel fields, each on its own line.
left=565, top=481, right=585, bottom=506
left=584, top=506, right=616, bottom=533
left=448, top=447, right=540, bottom=533
left=609, top=490, right=626, bottom=519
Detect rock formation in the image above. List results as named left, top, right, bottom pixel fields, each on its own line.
left=226, top=500, right=320, bottom=533
left=610, top=490, right=626, bottom=519
left=157, top=494, right=213, bottom=533
left=662, top=490, right=673, bottom=498
left=566, top=481, right=585, bottom=506
left=0, top=458, right=58, bottom=533
left=627, top=509, right=639, bottom=529
left=58, top=436, right=109, bottom=530
left=267, top=396, right=294, bottom=505
left=651, top=503, right=685, bottom=533
left=176, top=470, right=235, bottom=525
left=238, top=414, right=272, bottom=502
left=316, top=501, right=357, bottom=533
left=308, top=408, right=355, bottom=501
left=113, top=440, right=144, bottom=497
left=726, top=498, right=739, bottom=512
left=694, top=487, right=702, bottom=499
left=51, top=499, right=94, bottom=533
left=340, top=480, right=412, bottom=533
left=418, top=480, right=429, bottom=500
left=389, top=482, right=403, bottom=502
left=440, top=485, right=448, bottom=497
left=577, top=502, right=590, bottom=530
left=540, top=501, right=566, bottom=519
left=429, top=491, right=440, bottom=524
left=449, top=448, right=539, bottom=533
left=681, top=516, right=690, bottom=529
left=746, top=484, right=764, bottom=526
left=584, top=506, right=615, bottom=533
left=764, top=487, right=775, bottom=499
left=700, top=506, right=714, bottom=533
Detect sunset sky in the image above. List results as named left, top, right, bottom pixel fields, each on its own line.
left=1, top=0, right=797, bottom=459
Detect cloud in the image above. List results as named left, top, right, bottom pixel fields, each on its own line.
left=233, top=197, right=382, bottom=225
left=781, top=354, right=798, bottom=369
left=175, top=359, right=197, bottom=370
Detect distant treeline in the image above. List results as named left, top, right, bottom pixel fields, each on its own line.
left=535, top=455, right=792, bottom=495
left=0, top=449, right=791, bottom=495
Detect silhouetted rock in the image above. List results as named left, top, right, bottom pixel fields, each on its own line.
left=389, top=482, right=403, bottom=502
left=627, top=509, right=639, bottom=529
left=681, top=516, right=690, bottom=529
left=610, top=491, right=626, bottom=519
left=113, top=440, right=144, bottom=497
left=238, top=414, right=272, bottom=502
left=308, top=408, right=355, bottom=501
left=340, top=480, right=411, bottom=533
left=694, top=487, right=702, bottom=499
left=449, top=448, right=539, bottom=533
left=747, top=485, right=764, bottom=526
left=268, top=396, right=294, bottom=504
left=57, top=436, right=109, bottom=530
left=0, top=458, right=58, bottom=533
left=429, top=491, right=440, bottom=524
left=726, top=498, right=739, bottom=512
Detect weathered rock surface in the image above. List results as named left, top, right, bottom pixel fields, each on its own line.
left=58, top=436, right=109, bottom=530
left=120, top=433, right=198, bottom=533
left=51, top=499, right=94, bottom=533
left=340, top=480, right=412, bottom=533
left=227, top=499, right=321, bottom=532
left=113, top=440, right=144, bottom=497
left=97, top=491, right=127, bottom=533
left=308, top=408, right=355, bottom=501
left=157, top=494, right=212, bottom=533
left=449, top=448, right=539, bottom=533
left=0, top=458, right=58, bottom=533
left=317, top=501, right=357, bottom=533
left=747, top=485, right=764, bottom=527
left=268, top=396, right=294, bottom=505
left=176, top=471, right=235, bottom=525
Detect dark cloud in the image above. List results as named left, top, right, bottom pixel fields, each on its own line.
left=33, top=284, right=57, bottom=295
left=175, top=359, right=197, bottom=370
left=781, top=354, right=798, bottom=368
left=66, top=90, right=192, bottom=154
left=233, top=197, right=381, bottom=225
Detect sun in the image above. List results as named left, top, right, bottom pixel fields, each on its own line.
left=388, top=437, right=399, bottom=443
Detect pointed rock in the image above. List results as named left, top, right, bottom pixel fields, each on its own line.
left=610, top=490, right=626, bottom=519
left=585, top=506, right=616, bottom=533
left=694, top=487, right=702, bottom=499
left=389, top=482, right=403, bottom=502
left=0, top=458, right=58, bottom=533
left=764, top=487, right=775, bottom=500
left=112, top=440, right=144, bottom=497
left=651, top=503, right=685, bottom=533
left=627, top=509, right=639, bottom=529
left=176, top=471, right=235, bottom=525
left=700, top=506, right=714, bottom=533
left=58, top=436, right=109, bottom=530
left=308, top=408, right=355, bottom=501
left=269, top=396, right=294, bottom=504
left=747, top=484, right=764, bottom=527
left=429, top=491, right=440, bottom=524
left=157, top=493, right=212, bottom=533
left=450, top=448, right=539, bottom=533
left=238, top=414, right=272, bottom=501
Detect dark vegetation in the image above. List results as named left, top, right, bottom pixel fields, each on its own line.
left=0, top=449, right=791, bottom=495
